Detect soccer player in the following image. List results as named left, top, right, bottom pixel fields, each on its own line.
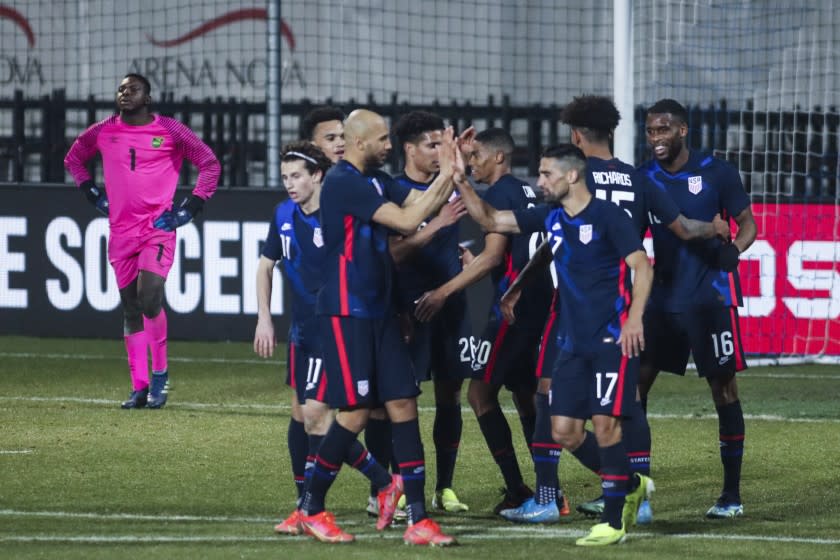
left=298, top=109, right=457, bottom=546
left=64, top=73, right=220, bottom=409
left=389, top=110, right=471, bottom=512
left=255, top=142, right=398, bottom=536
left=414, top=128, right=553, bottom=515
left=456, top=144, right=654, bottom=546
left=534, top=94, right=730, bottom=523
left=638, top=98, right=757, bottom=519
left=300, top=106, right=346, bottom=163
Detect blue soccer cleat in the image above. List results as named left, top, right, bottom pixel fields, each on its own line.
left=147, top=371, right=168, bottom=409
left=120, top=388, right=148, bottom=409
left=636, top=499, right=653, bottom=525
left=706, top=501, right=744, bottom=519
left=499, top=497, right=560, bottom=524
left=576, top=495, right=604, bottom=518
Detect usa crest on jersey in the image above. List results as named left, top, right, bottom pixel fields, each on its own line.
left=579, top=224, right=593, bottom=244
left=688, top=176, right=703, bottom=195
left=313, top=227, right=324, bottom=248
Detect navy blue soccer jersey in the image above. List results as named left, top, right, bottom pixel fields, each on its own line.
left=483, top=174, right=553, bottom=331
left=585, top=157, right=680, bottom=238
left=316, top=160, right=411, bottom=318
left=261, top=199, right=325, bottom=344
left=638, top=151, right=750, bottom=311
left=514, top=198, right=644, bottom=354
left=392, top=174, right=464, bottom=308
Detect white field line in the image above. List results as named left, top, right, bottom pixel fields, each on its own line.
left=0, top=450, right=34, bottom=455
left=1, top=510, right=839, bottom=545
left=1, top=394, right=839, bottom=424
left=2, top=351, right=840, bottom=379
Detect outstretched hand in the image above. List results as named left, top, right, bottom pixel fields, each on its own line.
left=437, top=126, right=457, bottom=177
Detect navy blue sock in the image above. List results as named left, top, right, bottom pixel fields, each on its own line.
left=571, top=430, right=601, bottom=474
left=717, top=400, right=745, bottom=503
left=300, top=422, right=356, bottom=515
left=622, top=401, right=651, bottom=477
left=345, top=439, right=392, bottom=490
left=531, top=393, right=561, bottom=505
left=519, top=413, right=536, bottom=450
left=304, top=434, right=325, bottom=502
left=364, top=417, right=392, bottom=497
left=288, top=419, right=308, bottom=502
left=477, top=406, right=524, bottom=491
left=392, top=418, right=427, bottom=525
left=598, top=441, right=630, bottom=530
left=433, top=403, right=462, bottom=490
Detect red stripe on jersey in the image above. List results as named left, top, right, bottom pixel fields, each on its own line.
left=483, top=320, right=510, bottom=383
left=331, top=317, right=357, bottom=406
left=729, top=307, right=745, bottom=370
left=612, top=352, right=628, bottom=417
left=536, top=306, right=557, bottom=378
left=339, top=215, right=354, bottom=316
left=289, top=343, right=297, bottom=389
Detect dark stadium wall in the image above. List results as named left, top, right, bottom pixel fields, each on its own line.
left=0, top=185, right=491, bottom=342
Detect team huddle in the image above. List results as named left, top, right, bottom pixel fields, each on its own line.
left=64, top=74, right=757, bottom=548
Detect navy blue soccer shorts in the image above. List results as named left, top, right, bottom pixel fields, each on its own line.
left=642, top=305, right=747, bottom=378
left=285, top=339, right=328, bottom=404
left=320, top=314, right=420, bottom=409
left=470, top=316, right=540, bottom=393
left=549, top=342, right=639, bottom=420
left=404, top=299, right=474, bottom=383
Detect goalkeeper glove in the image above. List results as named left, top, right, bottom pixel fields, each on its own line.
left=80, top=180, right=109, bottom=216
left=716, top=243, right=740, bottom=272
left=154, top=195, right=205, bottom=231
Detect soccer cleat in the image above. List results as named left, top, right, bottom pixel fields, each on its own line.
left=403, top=518, right=456, bottom=546
left=376, top=474, right=404, bottom=530
left=706, top=501, right=744, bottom=519
left=120, top=388, right=148, bottom=409
left=432, top=488, right=469, bottom=513
left=575, top=522, right=626, bottom=547
left=147, top=371, right=168, bottom=409
left=622, top=474, right=655, bottom=528
left=299, top=511, right=354, bottom=543
left=499, top=497, right=559, bottom=523
left=636, top=499, right=653, bottom=525
left=273, top=510, right=303, bottom=535
left=576, top=495, right=604, bottom=518
left=493, top=483, right=534, bottom=515
left=558, top=493, right=572, bottom=519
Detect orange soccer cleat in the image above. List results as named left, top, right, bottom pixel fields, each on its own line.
left=403, top=518, right=457, bottom=546
left=299, top=511, right=355, bottom=543
left=376, top=474, right=404, bottom=530
left=273, top=509, right=303, bottom=535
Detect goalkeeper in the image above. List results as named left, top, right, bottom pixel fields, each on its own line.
left=64, top=73, right=220, bottom=410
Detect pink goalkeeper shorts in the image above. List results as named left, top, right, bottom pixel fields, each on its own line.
left=108, top=228, right=176, bottom=289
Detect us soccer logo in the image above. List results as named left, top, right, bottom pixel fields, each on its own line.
left=312, top=227, right=323, bottom=248
left=579, top=224, right=593, bottom=244
left=688, top=176, right=703, bottom=194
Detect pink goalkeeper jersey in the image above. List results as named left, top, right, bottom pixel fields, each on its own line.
left=64, top=114, right=221, bottom=236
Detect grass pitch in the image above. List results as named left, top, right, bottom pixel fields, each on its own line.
left=1, top=336, right=838, bottom=559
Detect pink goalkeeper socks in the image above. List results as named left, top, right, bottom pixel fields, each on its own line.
left=124, top=331, right=149, bottom=390
left=144, top=309, right=168, bottom=374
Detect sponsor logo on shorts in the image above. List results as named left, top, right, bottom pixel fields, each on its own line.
left=718, top=355, right=732, bottom=365
left=599, top=397, right=612, bottom=407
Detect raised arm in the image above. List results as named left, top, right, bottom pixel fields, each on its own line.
left=454, top=174, right=521, bottom=234
left=389, top=197, right=466, bottom=264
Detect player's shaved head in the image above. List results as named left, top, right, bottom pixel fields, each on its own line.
left=343, top=109, right=392, bottom=169
left=344, top=109, right=387, bottom=144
